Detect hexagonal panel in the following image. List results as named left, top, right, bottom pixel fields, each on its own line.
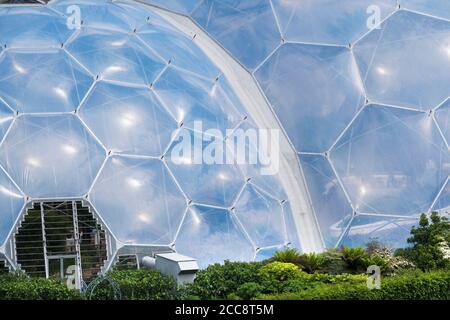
left=0, top=6, right=73, bottom=49
left=0, top=49, right=93, bottom=113
left=331, top=104, right=450, bottom=215
left=89, top=155, right=186, bottom=245
left=153, top=68, right=245, bottom=132
left=0, top=167, right=24, bottom=246
left=234, top=183, right=286, bottom=248
left=400, top=0, right=450, bottom=21
left=0, top=114, right=105, bottom=198
left=271, top=0, right=397, bottom=45
left=79, top=81, right=177, bottom=157
left=354, top=10, right=450, bottom=110
left=137, top=22, right=220, bottom=79
left=340, top=215, right=417, bottom=248
left=435, top=98, right=450, bottom=148
left=300, top=154, right=353, bottom=247
left=165, top=128, right=245, bottom=207
left=66, top=28, right=166, bottom=85
left=255, top=43, right=365, bottom=153
left=192, top=0, right=281, bottom=70
left=175, top=205, right=254, bottom=268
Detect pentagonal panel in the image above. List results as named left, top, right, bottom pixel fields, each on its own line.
left=400, top=0, right=450, bottom=21
left=234, top=184, right=286, bottom=248
left=300, top=154, right=353, bottom=247
left=271, top=0, right=397, bottom=45
left=165, top=128, right=245, bottom=207
left=0, top=114, right=105, bottom=198
left=175, top=205, right=254, bottom=268
left=340, top=215, right=417, bottom=248
left=0, top=167, right=24, bottom=246
left=354, top=10, right=450, bottom=110
left=66, top=28, right=166, bottom=85
left=154, top=68, right=244, bottom=132
left=89, top=156, right=186, bottom=245
left=435, top=98, right=450, bottom=148
left=0, top=49, right=93, bottom=113
left=79, top=81, right=177, bottom=157
left=255, top=43, right=365, bottom=153
left=0, top=6, right=72, bottom=49
left=192, top=0, right=281, bottom=70
left=0, top=99, right=14, bottom=141
left=332, top=104, right=450, bottom=215
left=137, top=23, right=220, bottom=79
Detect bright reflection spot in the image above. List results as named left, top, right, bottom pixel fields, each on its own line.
left=110, top=39, right=127, bottom=47
left=138, top=212, right=152, bottom=223
left=62, top=144, right=77, bottom=155
left=27, top=157, right=40, bottom=168
left=54, top=87, right=68, bottom=100
left=176, top=107, right=185, bottom=123
left=127, top=177, right=142, bottom=188
left=218, top=173, right=228, bottom=180
left=120, top=112, right=136, bottom=128
left=376, top=66, right=389, bottom=76
left=444, top=44, right=450, bottom=58
left=209, top=83, right=217, bottom=97
left=190, top=209, right=201, bottom=225
left=104, top=65, right=124, bottom=75
left=360, top=185, right=367, bottom=196
left=175, top=156, right=192, bottom=165
left=13, top=62, right=27, bottom=74
left=0, top=185, right=22, bottom=198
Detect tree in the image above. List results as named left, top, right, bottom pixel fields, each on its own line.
left=396, top=212, right=450, bottom=271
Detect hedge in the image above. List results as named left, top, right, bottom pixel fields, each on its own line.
left=0, top=273, right=82, bottom=300
left=89, top=269, right=177, bottom=300
left=261, top=270, right=450, bottom=300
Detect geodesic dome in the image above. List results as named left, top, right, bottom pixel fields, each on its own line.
left=0, top=0, right=449, bottom=271
left=0, top=0, right=303, bottom=269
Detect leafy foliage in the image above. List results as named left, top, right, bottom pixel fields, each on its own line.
left=180, top=261, right=263, bottom=300
left=296, top=252, right=327, bottom=273
left=395, top=212, right=450, bottom=271
left=341, top=247, right=369, bottom=272
left=262, top=270, right=450, bottom=300
left=89, top=268, right=177, bottom=300
left=0, top=273, right=82, bottom=300
left=272, top=248, right=301, bottom=263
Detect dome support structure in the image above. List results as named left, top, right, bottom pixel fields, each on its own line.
left=135, top=1, right=325, bottom=253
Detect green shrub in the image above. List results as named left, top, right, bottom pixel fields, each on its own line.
left=181, top=261, right=263, bottom=300
left=259, top=262, right=303, bottom=282
left=396, top=212, right=450, bottom=271
left=363, top=254, right=390, bottom=272
left=89, top=268, right=177, bottom=300
left=272, top=248, right=301, bottom=263
left=261, top=270, right=450, bottom=300
left=0, top=273, right=82, bottom=300
left=320, top=249, right=347, bottom=274
left=341, top=247, right=368, bottom=272
left=296, top=252, right=327, bottom=273
left=236, top=282, right=263, bottom=300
